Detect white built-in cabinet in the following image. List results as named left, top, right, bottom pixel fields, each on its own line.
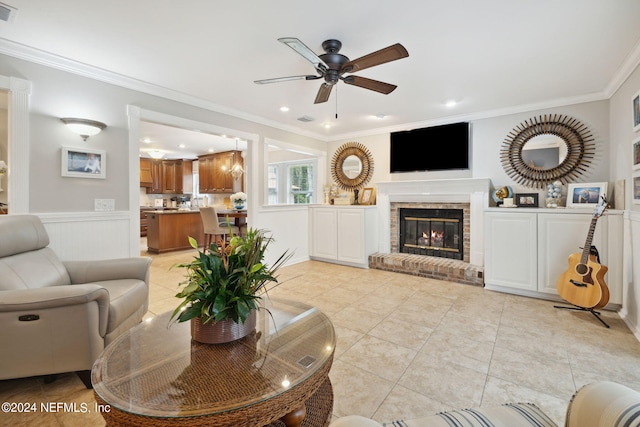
left=309, top=205, right=378, bottom=268
left=484, top=208, right=623, bottom=307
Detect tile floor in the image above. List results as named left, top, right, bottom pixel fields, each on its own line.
left=2, top=246, right=640, bottom=427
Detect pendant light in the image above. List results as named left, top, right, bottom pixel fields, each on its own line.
left=230, top=138, right=244, bottom=180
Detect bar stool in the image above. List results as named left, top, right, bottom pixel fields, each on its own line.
left=200, top=206, right=240, bottom=252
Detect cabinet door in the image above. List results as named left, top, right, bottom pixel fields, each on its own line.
left=538, top=213, right=605, bottom=295
left=140, top=158, right=152, bottom=187
left=484, top=212, right=537, bottom=291
left=198, top=156, right=214, bottom=193
left=148, top=160, right=162, bottom=194
left=161, top=160, right=178, bottom=193
left=310, top=208, right=338, bottom=260
left=337, top=209, right=365, bottom=264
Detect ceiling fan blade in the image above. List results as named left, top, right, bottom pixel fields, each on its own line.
left=314, top=83, right=334, bottom=104
left=342, top=75, right=397, bottom=94
left=278, top=37, right=328, bottom=73
left=254, top=75, right=321, bottom=84
left=342, top=43, right=409, bottom=73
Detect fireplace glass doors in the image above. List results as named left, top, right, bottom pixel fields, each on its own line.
left=399, top=208, right=464, bottom=260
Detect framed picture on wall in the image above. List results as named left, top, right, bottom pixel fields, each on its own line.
left=634, top=90, right=640, bottom=132
left=566, top=182, right=608, bottom=208
left=634, top=136, right=640, bottom=170
left=61, top=147, right=106, bottom=179
left=634, top=173, right=640, bottom=205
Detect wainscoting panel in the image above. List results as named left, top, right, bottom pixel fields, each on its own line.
left=38, top=212, right=132, bottom=261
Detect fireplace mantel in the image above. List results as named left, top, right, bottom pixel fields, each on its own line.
left=376, top=178, right=491, bottom=266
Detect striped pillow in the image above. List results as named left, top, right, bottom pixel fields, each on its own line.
left=565, top=381, right=640, bottom=427
left=383, top=402, right=557, bottom=427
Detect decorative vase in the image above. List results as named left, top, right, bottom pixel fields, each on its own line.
left=234, top=201, right=246, bottom=210
left=190, top=310, right=256, bottom=344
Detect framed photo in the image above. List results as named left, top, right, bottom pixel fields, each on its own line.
left=634, top=91, right=640, bottom=132
left=634, top=173, right=640, bottom=205
left=633, top=136, right=640, bottom=171
left=61, top=147, right=106, bottom=179
left=515, top=193, right=539, bottom=208
left=359, top=187, right=376, bottom=205
left=566, top=182, right=608, bottom=208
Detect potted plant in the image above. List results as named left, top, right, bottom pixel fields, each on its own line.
left=230, top=192, right=247, bottom=210
left=170, top=228, right=290, bottom=344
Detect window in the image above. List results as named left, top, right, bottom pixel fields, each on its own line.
left=268, top=160, right=315, bottom=204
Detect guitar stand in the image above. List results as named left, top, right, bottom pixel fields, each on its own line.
left=554, top=304, right=610, bottom=328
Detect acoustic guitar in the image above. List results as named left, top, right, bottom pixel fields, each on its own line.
left=556, top=196, right=610, bottom=309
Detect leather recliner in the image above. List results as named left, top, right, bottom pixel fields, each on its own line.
left=0, top=215, right=151, bottom=387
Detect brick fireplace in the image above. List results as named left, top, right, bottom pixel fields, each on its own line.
left=369, top=178, right=490, bottom=286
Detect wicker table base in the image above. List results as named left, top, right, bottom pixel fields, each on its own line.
left=95, top=377, right=333, bottom=427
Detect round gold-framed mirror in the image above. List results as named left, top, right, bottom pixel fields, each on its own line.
left=500, top=114, right=595, bottom=188
left=331, top=141, right=374, bottom=191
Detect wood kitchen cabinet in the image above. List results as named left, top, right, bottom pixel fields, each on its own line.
left=141, top=159, right=192, bottom=194
left=140, top=158, right=152, bottom=188
left=198, top=151, right=243, bottom=193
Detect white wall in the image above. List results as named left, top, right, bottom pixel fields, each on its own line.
left=609, top=61, right=640, bottom=338
left=329, top=101, right=610, bottom=203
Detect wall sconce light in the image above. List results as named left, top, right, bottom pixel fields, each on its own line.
left=0, top=160, right=7, bottom=192
left=230, top=138, right=244, bottom=180
left=61, top=118, right=107, bottom=141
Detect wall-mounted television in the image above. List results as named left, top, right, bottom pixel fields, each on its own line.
left=390, top=122, right=470, bottom=173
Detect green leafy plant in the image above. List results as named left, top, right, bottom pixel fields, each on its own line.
left=170, top=228, right=290, bottom=325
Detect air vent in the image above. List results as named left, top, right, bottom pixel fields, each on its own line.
left=0, top=2, right=17, bottom=23
left=297, top=115, right=314, bottom=123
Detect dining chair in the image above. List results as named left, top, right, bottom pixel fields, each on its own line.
left=200, top=206, right=240, bottom=251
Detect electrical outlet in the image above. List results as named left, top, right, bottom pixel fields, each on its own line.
left=94, top=199, right=115, bottom=211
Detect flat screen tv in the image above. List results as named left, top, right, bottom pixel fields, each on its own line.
left=390, top=122, right=470, bottom=172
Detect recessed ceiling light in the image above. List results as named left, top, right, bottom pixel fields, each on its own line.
left=178, top=144, right=186, bottom=148
left=375, top=114, right=386, bottom=119
left=142, top=138, right=152, bottom=144
left=324, top=123, right=332, bottom=129
left=280, top=106, right=290, bottom=112
left=445, top=100, right=457, bottom=108
left=208, top=148, right=214, bottom=153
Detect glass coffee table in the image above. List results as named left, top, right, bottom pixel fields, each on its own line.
left=92, top=298, right=335, bottom=427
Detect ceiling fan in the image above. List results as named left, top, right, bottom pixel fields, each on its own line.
left=254, top=38, right=409, bottom=104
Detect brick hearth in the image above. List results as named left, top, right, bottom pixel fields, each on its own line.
left=368, top=253, right=484, bottom=286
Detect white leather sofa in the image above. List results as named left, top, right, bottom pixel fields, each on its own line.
left=329, top=381, right=640, bottom=427
left=0, top=215, right=151, bottom=387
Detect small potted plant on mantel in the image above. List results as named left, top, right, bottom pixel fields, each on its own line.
left=170, top=229, right=290, bottom=344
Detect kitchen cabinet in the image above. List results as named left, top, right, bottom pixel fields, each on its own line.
left=141, top=159, right=192, bottom=194
left=484, top=208, right=623, bottom=307
left=198, top=151, right=243, bottom=193
left=140, top=158, right=152, bottom=188
left=309, top=205, right=378, bottom=268
left=145, top=210, right=205, bottom=253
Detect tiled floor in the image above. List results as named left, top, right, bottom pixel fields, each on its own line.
left=2, top=245, right=640, bottom=427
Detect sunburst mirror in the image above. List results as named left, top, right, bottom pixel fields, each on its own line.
left=331, top=141, right=374, bottom=203
left=500, top=114, right=596, bottom=188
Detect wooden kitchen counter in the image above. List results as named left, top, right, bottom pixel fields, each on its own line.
left=145, top=210, right=205, bottom=253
